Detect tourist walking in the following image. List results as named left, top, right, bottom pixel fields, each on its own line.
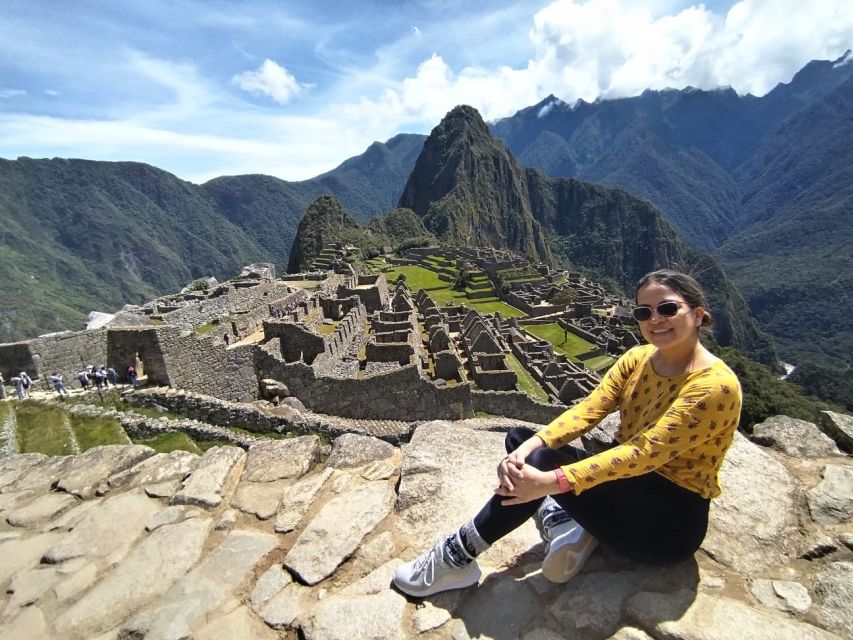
left=106, top=366, right=117, bottom=386
left=92, top=367, right=105, bottom=390
left=77, top=369, right=91, bottom=391
left=394, top=270, right=742, bottom=596
left=223, top=332, right=230, bottom=346
left=48, top=373, right=69, bottom=396
left=126, top=365, right=138, bottom=388
left=11, top=372, right=30, bottom=400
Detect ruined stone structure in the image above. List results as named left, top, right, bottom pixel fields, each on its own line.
left=1, top=248, right=645, bottom=425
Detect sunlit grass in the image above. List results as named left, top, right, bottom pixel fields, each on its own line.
left=0, top=402, right=12, bottom=451
left=505, top=353, right=549, bottom=401
left=583, top=355, right=616, bottom=372
left=524, top=323, right=596, bottom=360
left=383, top=265, right=446, bottom=290
left=195, top=438, right=235, bottom=452
left=15, top=401, right=76, bottom=456
left=194, top=321, right=218, bottom=335
left=317, top=322, right=337, bottom=335
left=133, top=431, right=202, bottom=455
left=70, top=414, right=130, bottom=451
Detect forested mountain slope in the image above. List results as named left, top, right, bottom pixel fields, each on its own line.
left=0, top=135, right=425, bottom=342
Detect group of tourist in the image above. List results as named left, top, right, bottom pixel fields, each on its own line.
left=76, top=365, right=117, bottom=391
left=1, top=371, right=33, bottom=400
left=0, top=364, right=140, bottom=400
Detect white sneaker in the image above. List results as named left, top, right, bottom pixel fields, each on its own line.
left=541, top=520, right=598, bottom=583
left=534, top=496, right=574, bottom=548
left=393, top=538, right=482, bottom=597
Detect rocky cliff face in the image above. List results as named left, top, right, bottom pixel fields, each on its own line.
left=398, top=105, right=552, bottom=261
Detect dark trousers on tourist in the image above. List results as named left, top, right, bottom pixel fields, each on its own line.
left=472, top=427, right=710, bottom=565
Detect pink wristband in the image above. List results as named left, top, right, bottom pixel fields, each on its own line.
left=554, top=468, right=571, bottom=493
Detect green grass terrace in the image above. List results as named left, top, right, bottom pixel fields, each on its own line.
left=383, top=264, right=524, bottom=318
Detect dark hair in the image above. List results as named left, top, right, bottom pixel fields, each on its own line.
left=635, top=269, right=714, bottom=328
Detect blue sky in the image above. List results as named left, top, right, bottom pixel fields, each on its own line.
left=1, top=0, right=850, bottom=183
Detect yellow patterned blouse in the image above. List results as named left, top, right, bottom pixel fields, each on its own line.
left=537, top=344, right=742, bottom=499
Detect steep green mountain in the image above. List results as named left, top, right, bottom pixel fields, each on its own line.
left=398, top=106, right=552, bottom=261
left=201, top=133, right=425, bottom=264
left=311, top=134, right=426, bottom=219
left=0, top=134, right=425, bottom=342
left=718, top=75, right=853, bottom=367
left=400, top=106, right=776, bottom=365
left=490, top=53, right=853, bottom=369
left=286, top=195, right=363, bottom=272
left=366, top=207, right=435, bottom=247
left=0, top=158, right=267, bottom=342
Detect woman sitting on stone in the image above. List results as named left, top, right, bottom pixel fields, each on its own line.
left=393, top=269, right=742, bottom=596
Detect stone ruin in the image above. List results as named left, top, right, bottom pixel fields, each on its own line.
left=0, top=247, right=650, bottom=428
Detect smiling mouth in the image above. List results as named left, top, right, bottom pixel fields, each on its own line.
left=651, top=328, right=672, bottom=334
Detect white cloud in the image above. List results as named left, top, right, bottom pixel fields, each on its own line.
left=527, top=0, right=853, bottom=99
left=44, top=89, right=60, bottom=96
left=0, top=89, right=27, bottom=99
left=232, top=59, right=306, bottom=105
left=336, top=0, right=853, bottom=136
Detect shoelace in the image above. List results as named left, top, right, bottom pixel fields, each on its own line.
left=541, top=511, right=575, bottom=543
left=412, top=546, right=438, bottom=587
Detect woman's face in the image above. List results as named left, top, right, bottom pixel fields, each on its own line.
left=635, top=281, right=704, bottom=351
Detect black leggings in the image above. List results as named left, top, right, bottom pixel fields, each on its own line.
left=473, top=427, right=710, bottom=565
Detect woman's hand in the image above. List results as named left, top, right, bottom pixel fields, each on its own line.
left=495, top=435, right=545, bottom=493
left=494, top=464, right=558, bottom=505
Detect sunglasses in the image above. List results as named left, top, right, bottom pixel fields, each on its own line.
left=632, top=300, right=682, bottom=322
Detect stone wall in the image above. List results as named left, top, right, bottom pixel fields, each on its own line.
left=151, top=326, right=257, bottom=402
left=264, top=322, right=325, bottom=365
left=365, top=342, right=413, bottom=364
left=0, top=329, right=108, bottom=386
left=336, top=275, right=389, bottom=312
left=471, top=390, right=565, bottom=424
left=256, top=353, right=474, bottom=420
left=161, top=293, right=229, bottom=328
left=106, top=328, right=169, bottom=384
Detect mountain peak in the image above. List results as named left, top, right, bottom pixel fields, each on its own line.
left=433, top=105, right=492, bottom=140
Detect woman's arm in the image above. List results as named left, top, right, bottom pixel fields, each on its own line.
left=536, top=346, right=645, bottom=448
left=559, top=371, right=741, bottom=494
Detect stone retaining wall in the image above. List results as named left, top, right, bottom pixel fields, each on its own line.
left=256, top=354, right=474, bottom=420
left=0, top=329, right=109, bottom=386
left=471, top=389, right=565, bottom=424
left=121, top=388, right=414, bottom=444
left=156, top=327, right=257, bottom=401
left=160, top=293, right=229, bottom=328
left=66, top=402, right=257, bottom=449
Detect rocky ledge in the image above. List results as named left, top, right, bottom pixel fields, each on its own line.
left=0, top=414, right=851, bottom=640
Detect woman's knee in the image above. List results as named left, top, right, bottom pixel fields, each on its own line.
left=505, top=426, right=536, bottom=453
left=525, top=446, right=558, bottom=470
